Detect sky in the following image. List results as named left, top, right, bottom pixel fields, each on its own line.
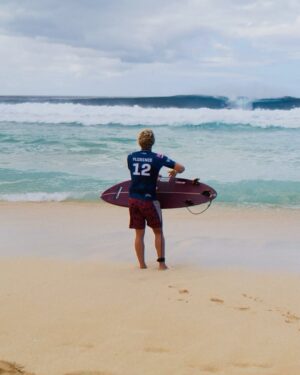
left=0, top=0, right=300, bottom=97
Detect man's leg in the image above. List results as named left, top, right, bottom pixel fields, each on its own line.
left=134, top=229, right=147, bottom=269
left=152, top=227, right=168, bottom=270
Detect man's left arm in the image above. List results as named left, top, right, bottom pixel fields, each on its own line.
left=161, top=155, right=185, bottom=177
left=168, top=162, right=185, bottom=177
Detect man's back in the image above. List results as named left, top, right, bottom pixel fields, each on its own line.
left=127, top=150, right=175, bottom=200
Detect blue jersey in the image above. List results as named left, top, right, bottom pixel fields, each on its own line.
left=127, top=150, right=175, bottom=200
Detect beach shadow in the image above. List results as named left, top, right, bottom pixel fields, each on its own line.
left=0, top=361, right=116, bottom=375
left=0, top=361, right=33, bottom=375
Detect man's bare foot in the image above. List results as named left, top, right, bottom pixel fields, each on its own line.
left=139, top=263, right=147, bottom=269
left=159, top=263, right=168, bottom=270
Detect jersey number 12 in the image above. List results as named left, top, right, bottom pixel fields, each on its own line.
left=132, top=163, right=151, bottom=176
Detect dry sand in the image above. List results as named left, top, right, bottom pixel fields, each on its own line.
left=0, top=202, right=300, bottom=375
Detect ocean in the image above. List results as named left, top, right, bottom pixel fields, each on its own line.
left=0, top=95, right=299, bottom=207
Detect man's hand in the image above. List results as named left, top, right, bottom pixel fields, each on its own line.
left=168, top=162, right=185, bottom=177
left=168, top=169, right=178, bottom=177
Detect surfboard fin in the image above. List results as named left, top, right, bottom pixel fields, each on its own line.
left=192, top=178, right=200, bottom=185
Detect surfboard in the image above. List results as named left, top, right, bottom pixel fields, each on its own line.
left=100, top=177, right=217, bottom=209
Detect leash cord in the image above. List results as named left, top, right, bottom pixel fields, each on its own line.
left=185, top=200, right=212, bottom=215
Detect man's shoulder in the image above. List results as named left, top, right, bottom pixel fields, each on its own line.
left=154, top=152, right=166, bottom=159
left=153, top=152, right=173, bottom=162
left=127, top=151, right=140, bottom=159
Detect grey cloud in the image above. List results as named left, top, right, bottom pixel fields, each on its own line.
left=1, top=0, right=168, bottom=60
left=1, top=0, right=300, bottom=96
left=0, top=0, right=234, bottom=64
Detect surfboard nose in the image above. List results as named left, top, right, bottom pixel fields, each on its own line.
left=202, top=190, right=217, bottom=200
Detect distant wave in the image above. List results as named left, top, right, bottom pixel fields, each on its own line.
left=0, top=95, right=228, bottom=109
left=252, top=97, right=300, bottom=110
left=1, top=102, right=300, bottom=128
left=1, top=95, right=300, bottom=110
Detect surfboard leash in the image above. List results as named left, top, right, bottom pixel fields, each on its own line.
left=185, top=199, right=213, bottom=215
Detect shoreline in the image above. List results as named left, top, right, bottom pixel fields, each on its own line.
left=1, top=201, right=299, bottom=271
left=0, top=197, right=299, bottom=210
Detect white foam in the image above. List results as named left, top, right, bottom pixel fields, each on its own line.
left=0, top=103, right=300, bottom=128
left=0, top=192, right=75, bottom=202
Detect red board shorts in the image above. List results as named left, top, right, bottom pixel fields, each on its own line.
left=129, top=198, right=162, bottom=229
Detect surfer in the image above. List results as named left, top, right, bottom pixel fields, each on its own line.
left=127, top=129, right=185, bottom=270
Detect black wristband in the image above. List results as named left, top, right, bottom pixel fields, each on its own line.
left=157, top=257, right=165, bottom=263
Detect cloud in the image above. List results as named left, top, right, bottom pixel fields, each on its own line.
left=0, top=34, right=128, bottom=94
left=0, top=0, right=299, bottom=96
left=2, top=0, right=298, bottom=63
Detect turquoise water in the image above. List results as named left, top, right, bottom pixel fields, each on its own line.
left=0, top=98, right=300, bottom=206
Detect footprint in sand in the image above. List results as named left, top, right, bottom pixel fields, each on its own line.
left=0, top=361, right=33, bottom=375
left=210, top=298, right=224, bottom=304
left=168, top=285, right=190, bottom=303
left=234, top=306, right=250, bottom=311
left=168, top=285, right=190, bottom=293
left=177, top=289, right=190, bottom=303
left=242, top=294, right=263, bottom=303
left=178, top=289, right=189, bottom=294
left=211, top=297, right=254, bottom=314
left=242, top=294, right=300, bottom=327
left=198, top=364, right=219, bottom=373
left=282, top=311, right=300, bottom=324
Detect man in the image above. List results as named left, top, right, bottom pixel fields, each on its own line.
left=127, top=129, right=185, bottom=270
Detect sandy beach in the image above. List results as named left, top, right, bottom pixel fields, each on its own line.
left=0, top=202, right=300, bottom=375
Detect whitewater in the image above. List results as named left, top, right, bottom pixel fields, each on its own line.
left=1, top=102, right=300, bottom=128
left=0, top=97, right=299, bottom=205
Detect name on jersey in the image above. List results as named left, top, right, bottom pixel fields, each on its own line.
left=132, top=157, right=153, bottom=162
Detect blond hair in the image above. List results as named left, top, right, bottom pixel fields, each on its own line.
left=138, top=129, right=155, bottom=150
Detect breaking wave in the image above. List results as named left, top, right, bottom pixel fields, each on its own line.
left=1, top=102, right=300, bottom=129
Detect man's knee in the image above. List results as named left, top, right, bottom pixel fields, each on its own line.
left=135, top=229, right=145, bottom=238
left=152, top=227, right=163, bottom=235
